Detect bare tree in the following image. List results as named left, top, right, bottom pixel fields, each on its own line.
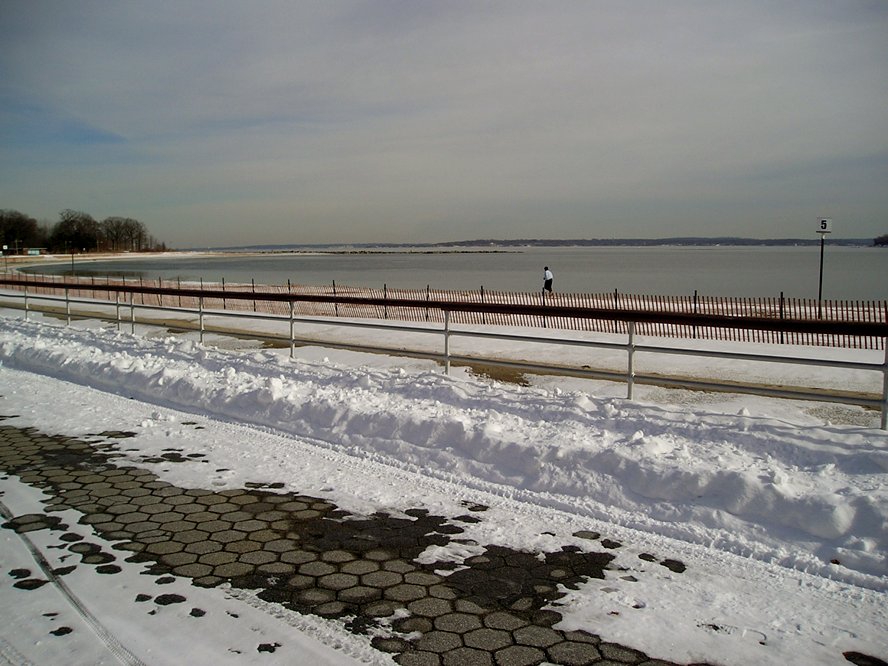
left=121, top=218, right=146, bottom=251
left=50, top=209, right=98, bottom=252
left=100, top=216, right=129, bottom=251
left=1, top=209, right=46, bottom=252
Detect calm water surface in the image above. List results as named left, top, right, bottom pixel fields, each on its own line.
left=31, top=246, right=888, bottom=300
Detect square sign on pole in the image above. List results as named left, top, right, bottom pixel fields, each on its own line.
left=816, top=217, right=832, bottom=318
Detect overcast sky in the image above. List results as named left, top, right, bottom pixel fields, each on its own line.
left=1, top=1, right=887, bottom=247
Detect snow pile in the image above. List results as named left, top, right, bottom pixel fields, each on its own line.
left=1, top=316, right=886, bottom=587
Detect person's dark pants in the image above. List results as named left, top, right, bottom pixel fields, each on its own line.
left=543, top=279, right=553, bottom=292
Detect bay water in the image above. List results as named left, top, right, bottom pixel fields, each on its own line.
left=31, top=245, right=888, bottom=300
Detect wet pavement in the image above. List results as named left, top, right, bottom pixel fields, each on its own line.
left=0, top=419, right=712, bottom=665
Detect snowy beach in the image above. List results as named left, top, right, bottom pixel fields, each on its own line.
left=0, top=304, right=886, bottom=665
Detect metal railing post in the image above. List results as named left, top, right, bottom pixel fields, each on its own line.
left=199, top=296, right=205, bottom=344
left=289, top=300, right=295, bottom=359
left=115, top=292, right=121, bottom=331
left=130, top=292, right=136, bottom=334
left=627, top=321, right=636, bottom=399
left=444, top=310, right=451, bottom=375
left=23, top=285, right=29, bottom=320
left=65, top=287, right=70, bottom=325
left=881, top=340, right=888, bottom=430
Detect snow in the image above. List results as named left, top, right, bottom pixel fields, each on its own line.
left=1, top=302, right=886, bottom=665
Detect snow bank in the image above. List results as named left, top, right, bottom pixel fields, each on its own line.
left=0, top=316, right=886, bottom=585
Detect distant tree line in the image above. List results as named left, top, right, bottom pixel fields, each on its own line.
left=874, top=234, right=888, bottom=247
left=0, top=209, right=166, bottom=254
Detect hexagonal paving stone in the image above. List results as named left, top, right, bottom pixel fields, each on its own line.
left=464, top=628, right=513, bottom=651
left=265, top=538, right=298, bottom=553
left=599, top=642, right=647, bottom=664
left=209, top=530, right=246, bottom=544
left=409, top=598, right=453, bottom=618
left=434, top=613, right=483, bottom=634
left=198, top=551, right=238, bottom=566
left=141, top=503, right=178, bottom=515
left=300, top=561, right=337, bottom=577
left=173, top=563, right=214, bottom=578
left=195, top=495, right=229, bottom=506
left=414, top=631, right=462, bottom=654
left=341, top=560, right=379, bottom=576
left=146, top=541, right=184, bottom=556
left=150, top=511, right=185, bottom=523
left=209, top=562, right=253, bottom=578
left=338, top=586, right=381, bottom=604
left=162, top=552, right=199, bottom=567
left=494, top=644, right=547, bottom=666
left=321, top=550, right=355, bottom=564
left=318, top=573, right=359, bottom=591
left=361, top=570, right=402, bottom=589
left=257, top=562, right=294, bottom=575
left=177, top=529, right=211, bottom=545
left=298, top=589, right=336, bottom=606
left=405, top=571, right=441, bottom=586
left=255, top=510, right=288, bottom=522
left=200, top=520, right=233, bottom=533
left=185, top=541, right=223, bottom=555
left=238, top=550, right=277, bottom=566
left=547, top=640, right=601, bottom=665
left=442, top=647, right=493, bottom=666
left=484, top=612, right=528, bottom=631
left=232, top=519, right=268, bottom=532
left=385, top=584, right=427, bottom=603
left=513, top=626, right=562, bottom=649
left=248, top=529, right=280, bottom=543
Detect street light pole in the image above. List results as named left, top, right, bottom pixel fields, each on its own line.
left=816, top=218, right=832, bottom=319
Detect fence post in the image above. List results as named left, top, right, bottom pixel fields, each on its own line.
left=130, top=291, right=136, bottom=334
left=542, top=290, right=548, bottom=329
left=333, top=280, right=339, bottom=317
left=199, top=296, right=204, bottom=344
left=626, top=321, right=636, bottom=400
left=23, top=284, right=29, bottom=320
left=289, top=300, right=295, bottom=359
left=426, top=285, right=430, bottom=322
left=384, top=283, right=388, bottom=319
left=779, top=291, right=785, bottom=344
left=481, top=286, right=486, bottom=325
left=252, top=278, right=256, bottom=312
left=613, top=289, right=619, bottom=334
left=65, top=287, right=70, bottom=325
left=693, top=290, right=698, bottom=339
left=222, top=277, right=226, bottom=310
left=443, top=310, right=451, bottom=375
left=115, top=292, right=120, bottom=331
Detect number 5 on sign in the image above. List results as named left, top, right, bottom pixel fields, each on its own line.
left=818, top=218, right=832, bottom=234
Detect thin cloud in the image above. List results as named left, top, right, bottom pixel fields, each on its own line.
left=1, top=1, right=886, bottom=245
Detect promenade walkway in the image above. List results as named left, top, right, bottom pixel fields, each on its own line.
left=0, top=420, right=697, bottom=666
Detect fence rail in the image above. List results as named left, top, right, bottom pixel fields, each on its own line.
left=1, top=275, right=887, bottom=429
left=2, top=273, right=886, bottom=349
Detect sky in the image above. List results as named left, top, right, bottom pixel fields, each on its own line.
left=1, top=305, right=887, bottom=664
left=1, top=1, right=887, bottom=248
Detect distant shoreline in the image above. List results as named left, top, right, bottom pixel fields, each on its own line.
left=201, top=236, right=880, bottom=252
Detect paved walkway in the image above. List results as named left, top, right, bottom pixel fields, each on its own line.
left=0, top=420, right=703, bottom=666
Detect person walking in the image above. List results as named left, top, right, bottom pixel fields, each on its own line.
left=543, top=266, right=554, bottom=294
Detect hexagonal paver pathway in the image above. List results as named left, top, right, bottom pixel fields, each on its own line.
left=0, top=420, right=708, bottom=666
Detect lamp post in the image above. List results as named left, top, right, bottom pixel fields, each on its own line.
left=816, top=218, right=832, bottom=319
